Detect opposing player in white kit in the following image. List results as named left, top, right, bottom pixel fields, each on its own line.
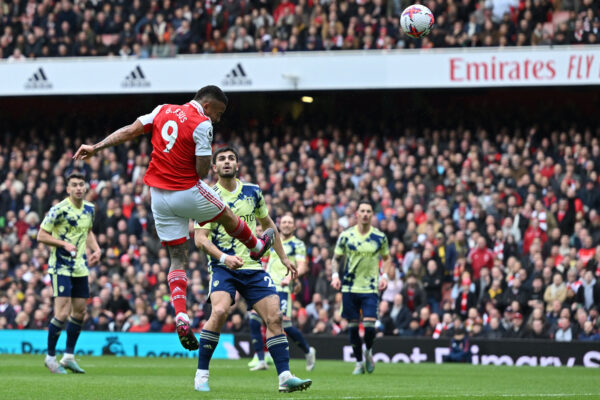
left=73, top=86, right=278, bottom=351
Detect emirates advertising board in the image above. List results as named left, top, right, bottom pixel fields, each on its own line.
left=0, top=46, right=599, bottom=96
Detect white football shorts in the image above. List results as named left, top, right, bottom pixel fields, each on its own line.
left=150, top=180, right=225, bottom=245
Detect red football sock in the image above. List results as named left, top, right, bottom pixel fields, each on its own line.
left=226, top=217, right=259, bottom=250
left=168, top=270, right=188, bottom=315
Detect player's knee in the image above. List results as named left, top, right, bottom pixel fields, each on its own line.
left=71, top=309, right=85, bottom=320
left=265, top=310, right=283, bottom=329
left=55, top=309, right=69, bottom=322
left=210, top=306, right=229, bottom=324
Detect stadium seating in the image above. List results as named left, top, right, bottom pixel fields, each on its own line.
left=0, top=0, right=598, bottom=59
left=0, top=114, right=599, bottom=341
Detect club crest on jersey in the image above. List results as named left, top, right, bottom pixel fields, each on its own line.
left=213, top=280, right=219, bottom=287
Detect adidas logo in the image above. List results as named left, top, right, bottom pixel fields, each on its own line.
left=222, top=63, right=252, bottom=86
left=203, top=344, right=213, bottom=350
left=24, top=67, right=52, bottom=89
left=122, top=65, right=150, bottom=88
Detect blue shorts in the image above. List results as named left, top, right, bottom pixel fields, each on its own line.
left=51, top=274, right=90, bottom=298
left=277, top=291, right=292, bottom=318
left=341, top=292, right=378, bottom=321
left=209, top=267, right=277, bottom=308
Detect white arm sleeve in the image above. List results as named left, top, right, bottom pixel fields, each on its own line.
left=192, top=120, right=214, bottom=156
left=137, top=104, right=164, bottom=129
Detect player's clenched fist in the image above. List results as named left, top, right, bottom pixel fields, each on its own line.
left=224, top=255, right=244, bottom=269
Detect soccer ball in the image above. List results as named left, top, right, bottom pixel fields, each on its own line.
left=401, top=4, right=434, bottom=39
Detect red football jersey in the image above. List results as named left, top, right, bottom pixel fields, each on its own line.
left=138, top=100, right=213, bottom=191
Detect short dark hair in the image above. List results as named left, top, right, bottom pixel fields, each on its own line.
left=357, top=199, right=374, bottom=210
left=66, top=171, right=86, bottom=184
left=212, top=146, right=239, bottom=165
left=194, top=85, right=228, bottom=106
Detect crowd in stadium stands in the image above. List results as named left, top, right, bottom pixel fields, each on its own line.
left=1, top=121, right=600, bottom=342
left=0, top=0, right=598, bottom=60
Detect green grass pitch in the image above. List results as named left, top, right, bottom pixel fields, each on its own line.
left=1, top=355, right=599, bottom=400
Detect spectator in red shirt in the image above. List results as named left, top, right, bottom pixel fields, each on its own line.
left=273, top=0, right=296, bottom=24
left=578, top=236, right=595, bottom=266
left=467, top=237, right=494, bottom=280
left=523, top=218, right=548, bottom=255
left=129, top=315, right=151, bottom=332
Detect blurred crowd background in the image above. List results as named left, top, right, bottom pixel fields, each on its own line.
left=0, top=0, right=599, bottom=60
left=0, top=93, right=599, bottom=342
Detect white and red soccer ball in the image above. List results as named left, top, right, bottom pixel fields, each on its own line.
left=401, top=4, right=435, bottom=39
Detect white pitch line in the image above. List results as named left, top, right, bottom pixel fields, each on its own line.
left=245, top=394, right=600, bottom=400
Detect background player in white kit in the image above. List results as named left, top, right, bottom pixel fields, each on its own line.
left=73, top=86, right=279, bottom=351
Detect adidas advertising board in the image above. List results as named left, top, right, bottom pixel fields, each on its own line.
left=222, top=63, right=252, bottom=87
left=24, top=67, right=52, bottom=90
left=0, top=46, right=599, bottom=95
left=122, top=65, right=151, bottom=88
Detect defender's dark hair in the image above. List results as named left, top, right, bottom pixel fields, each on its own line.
left=66, top=171, right=86, bottom=184
left=194, top=85, right=228, bottom=106
left=357, top=198, right=374, bottom=210
left=212, top=146, right=239, bottom=165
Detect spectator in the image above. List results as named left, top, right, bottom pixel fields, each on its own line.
left=105, top=286, right=132, bottom=319
left=400, top=275, right=427, bottom=313
left=454, top=277, right=477, bottom=320
left=305, top=293, right=328, bottom=321
left=0, top=292, right=15, bottom=327
left=544, top=273, right=567, bottom=312
left=467, top=237, right=494, bottom=280
left=484, top=317, right=505, bottom=339
left=524, top=318, right=550, bottom=339
left=576, top=270, right=600, bottom=311
left=578, top=321, right=600, bottom=341
left=504, top=312, right=526, bottom=339
left=400, top=317, right=424, bottom=337
left=442, top=327, right=471, bottom=363
left=554, top=317, right=575, bottom=342
left=422, top=259, right=443, bottom=315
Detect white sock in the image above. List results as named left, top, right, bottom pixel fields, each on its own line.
left=46, top=355, right=56, bottom=362
left=278, top=370, right=293, bottom=383
left=176, top=312, right=190, bottom=322
left=356, top=361, right=364, bottom=368
left=196, top=369, right=209, bottom=378
left=251, top=239, right=264, bottom=253
left=62, top=353, right=74, bottom=360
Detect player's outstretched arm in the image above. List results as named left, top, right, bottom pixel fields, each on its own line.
left=257, top=215, right=297, bottom=279
left=73, top=120, right=145, bottom=160
left=194, top=227, right=243, bottom=269
left=37, top=228, right=76, bottom=254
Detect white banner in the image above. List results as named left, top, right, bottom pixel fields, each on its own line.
left=1, top=46, right=599, bottom=96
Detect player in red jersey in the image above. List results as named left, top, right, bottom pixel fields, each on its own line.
left=74, top=86, right=291, bottom=350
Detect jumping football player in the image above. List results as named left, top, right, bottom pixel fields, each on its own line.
left=74, top=86, right=274, bottom=351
